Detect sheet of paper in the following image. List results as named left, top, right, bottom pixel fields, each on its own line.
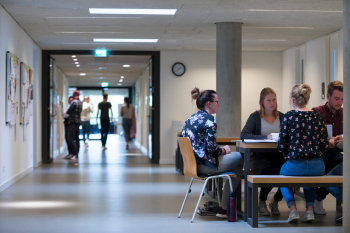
left=243, top=139, right=277, bottom=143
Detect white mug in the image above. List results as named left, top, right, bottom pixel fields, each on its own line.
left=270, top=133, right=279, bottom=141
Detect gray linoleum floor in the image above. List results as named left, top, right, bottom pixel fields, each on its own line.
left=0, top=136, right=343, bottom=233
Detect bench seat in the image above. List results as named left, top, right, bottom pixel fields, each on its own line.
left=247, top=175, right=343, bottom=228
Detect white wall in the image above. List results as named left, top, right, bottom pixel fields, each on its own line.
left=0, top=7, right=42, bottom=192
left=242, top=52, right=283, bottom=127
left=134, top=66, right=150, bottom=155
left=282, top=29, right=344, bottom=113
left=160, top=51, right=283, bottom=164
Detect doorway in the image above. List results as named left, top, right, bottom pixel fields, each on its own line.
left=41, top=50, right=160, bottom=164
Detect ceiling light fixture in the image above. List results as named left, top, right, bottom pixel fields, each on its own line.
left=117, top=83, right=122, bottom=86
left=80, top=73, right=86, bottom=76
left=76, top=65, right=80, bottom=67
left=72, top=55, right=76, bottom=58
left=245, top=26, right=314, bottom=29
left=89, top=8, right=177, bottom=15
left=75, top=62, right=79, bottom=64
left=121, top=76, right=124, bottom=79
left=247, top=9, right=342, bottom=13
left=93, top=38, right=158, bottom=43
left=98, top=67, right=107, bottom=69
left=73, top=59, right=78, bottom=61
left=119, top=79, right=123, bottom=82
left=123, top=65, right=130, bottom=67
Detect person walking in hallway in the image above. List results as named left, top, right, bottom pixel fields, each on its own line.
left=120, top=97, right=135, bottom=150
left=96, top=93, right=113, bottom=150
left=81, top=96, right=93, bottom=149
left=65, top=90, right=82, bottom=160
left=61, top=96, right=74, bottom=158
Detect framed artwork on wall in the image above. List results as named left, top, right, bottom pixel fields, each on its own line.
left=20, top=62, right=34, bottom=125
left=5, top=52, right=19, bottom=125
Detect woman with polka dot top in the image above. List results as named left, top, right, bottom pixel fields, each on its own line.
left=277, top=84, right=329, bottom=223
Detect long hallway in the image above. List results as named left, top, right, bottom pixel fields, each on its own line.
left=0, top=137, right=343, bottom=233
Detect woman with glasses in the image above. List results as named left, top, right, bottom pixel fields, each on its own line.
left=182, top=87, right=243, bottom=219
left=240, top=87, right=285, bottom=216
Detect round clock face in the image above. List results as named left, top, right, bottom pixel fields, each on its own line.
left=172, top=62, right=186, bottom=76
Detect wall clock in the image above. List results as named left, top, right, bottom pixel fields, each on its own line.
left=172, top=62, right=186, bottom=76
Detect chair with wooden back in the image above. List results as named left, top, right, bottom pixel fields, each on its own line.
left=177, top=137, right=237, bottom=222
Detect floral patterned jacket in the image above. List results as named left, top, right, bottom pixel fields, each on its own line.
left=182, top=109, right=223, bottom=169
left=277, top=110, right=329, bottom=160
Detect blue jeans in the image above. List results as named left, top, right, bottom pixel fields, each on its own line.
left=326, top=162, right=343, bottom=203
left=279, top=158, right=325, bottom=208
left=81, top=121, right=90, bottom=141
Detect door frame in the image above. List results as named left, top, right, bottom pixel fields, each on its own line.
left=41, top=50, right=160, bottom=164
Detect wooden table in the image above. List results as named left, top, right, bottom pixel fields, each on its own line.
left=235, top=142, right=278, bottom=221
left=216, top=137, right=240, bottom=145
left=235, top=141, right=343, bottom=222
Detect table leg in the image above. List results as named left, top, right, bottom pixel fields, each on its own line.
left=243, top=148, right=250, bottom=222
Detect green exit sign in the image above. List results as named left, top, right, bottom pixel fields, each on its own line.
left=95, top=50, right=107, bottom=57
left=101, top=82, right=109, bottom=87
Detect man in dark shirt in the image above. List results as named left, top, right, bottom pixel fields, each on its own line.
left=96, top=93, right=113, bottom=149
left=65, top=90, right=82, bottom=160
left=311, top=81, right=343, bottom=215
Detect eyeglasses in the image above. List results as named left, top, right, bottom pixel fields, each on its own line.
left=211, top=101, right=219, bottom=104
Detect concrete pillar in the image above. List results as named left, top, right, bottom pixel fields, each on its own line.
left=343, top=1, right=350, bottom=232
left=216, top=22, right=242, bottom=137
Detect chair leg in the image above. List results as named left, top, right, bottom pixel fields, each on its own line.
left=191, top=179, right=210, bottom=223
left=227, top=176, right=233, bottom=192
left=215, top=178, right=221, bottom=206
left=179, top=178, right=194, bottom=218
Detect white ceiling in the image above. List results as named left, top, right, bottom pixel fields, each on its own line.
left=0, top=0, right=344, bottom=52
left=52, top=55, right=151, bottom=87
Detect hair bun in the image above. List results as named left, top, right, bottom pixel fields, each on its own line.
left=300, top=84, right=311, bottom=97
left=191, top=87, right=201, bottom=100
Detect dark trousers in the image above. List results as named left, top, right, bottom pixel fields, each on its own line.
left=64, top=119, right=73, bottom=154
left=100, top=120, right=110, bottom=146
left=81, top=121, right=90, bottom=141
left=316, top=153, right=343, bottom=200
left=67, top=122, right=80, bottom=156
left=251, top=152, right=285, bottom=202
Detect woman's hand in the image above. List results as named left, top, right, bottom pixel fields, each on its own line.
left=267, top=134, right=271, bottom=139
left=222, top=145, right=231, bottom=155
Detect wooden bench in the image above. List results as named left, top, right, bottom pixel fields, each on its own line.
left=247, top=175, right=343, bottom=228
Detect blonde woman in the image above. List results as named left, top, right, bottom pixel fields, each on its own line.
left=278, top=84, right=328, bottom=223
left=240, top=87, right=285, bottom=216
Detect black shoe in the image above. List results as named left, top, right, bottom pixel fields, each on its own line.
left=335, top=215, right=342, bottom=223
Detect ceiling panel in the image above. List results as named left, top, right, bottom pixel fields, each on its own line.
left=0, top=0, right=344, bottom=52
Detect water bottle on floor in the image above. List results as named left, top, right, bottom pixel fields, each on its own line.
left=227, top=191, right=237, bottom=222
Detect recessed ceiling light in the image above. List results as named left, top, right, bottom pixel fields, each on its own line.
left=89, top=8, right=177, bottom=15
left=80, top=73, right=86, bottom=76
left=100, top=77, right=106, bottom=79
left=72, top=55, right=76, bottom=58
left=119, top=79, right=123, bottom=82
left=75, top=62, right=79, bottom=64
left=98, top=67, right=107, bottom=69
left=73, top=59, right=78, bottom=61
left=123, top=65, right=130, bottom=67
left=76, top=65, right=80, bottom=67
left=117, top=83, right=122, bottom=86
left=93, top=38, right=158, bottom=43
left=247, top=9, right=342, bottom=13
left=121, top=76, right=124, bottom=79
